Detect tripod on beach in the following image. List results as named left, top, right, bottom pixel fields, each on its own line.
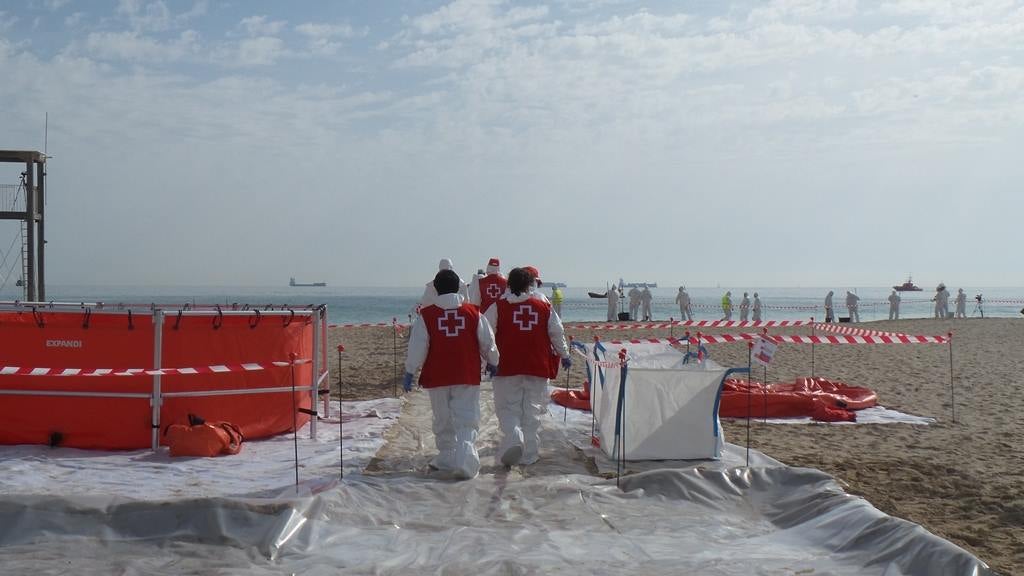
left=972, top=296, right=984, bottom=318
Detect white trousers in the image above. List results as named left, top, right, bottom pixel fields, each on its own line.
left=752, top=308, right=761, bottom=322
left=740, top=306, right=749, bottom=321
left=427, top=385, right=481, bottom=479
left=889, top=305, right=899, bottom=320
left=679, top=305, right=692, bottom=321
left=848, top=305, right=860, bottom=322
left=492, top=375, right=548, bottom=465
left=641, top=302, right=651, bottom=320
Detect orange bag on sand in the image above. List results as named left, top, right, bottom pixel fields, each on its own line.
left=165, top=416, right=244, bottom=457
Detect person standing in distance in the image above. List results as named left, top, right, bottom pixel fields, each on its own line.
left=888, top=289, right=901, bottom=320
left=675, top=286, right=692, bottom=321
left=485, top=267, right=571, bottom=466
left=420, top=258, right=468, bottom=308
left=752, top=292, right=762, bottom=322
left=824, top=290, right=835, bottom=323
left=404, top=269, right=499, bottom=480
left=468, top=257, right=507, bottom=314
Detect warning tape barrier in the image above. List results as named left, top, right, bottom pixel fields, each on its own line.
left=571, top=348, right=625, bottom=368
left=604, top=333, right=949, bottom=345
left=329, top=322, right=409, bottom=329
left=0, top=359, right=312, bottom=377
left=813, top=322, right=908, bottom=338
left=565, top=320, right=808, bottom=330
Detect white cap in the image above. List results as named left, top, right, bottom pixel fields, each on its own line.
left=439, top=258, right=453, bottom=271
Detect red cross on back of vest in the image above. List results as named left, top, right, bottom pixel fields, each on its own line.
left=495, top=297, right=553, bottom=379
left=418, top=304, right=482, bottom=388
left=478, top=274, right=508, bottom=313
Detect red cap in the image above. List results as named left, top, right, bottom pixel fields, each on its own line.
left=488, top=257, right=500, bottom=267
left=524, top=265, right=542, bottom=285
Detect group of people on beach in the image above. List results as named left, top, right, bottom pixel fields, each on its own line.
left=826, top=285, right=973, bottom=323
left=718, top=291, right=762, bottom=321
left=404, top=258, right=570, bottom=480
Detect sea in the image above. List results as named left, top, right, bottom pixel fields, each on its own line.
left=2, top=284, right=1022, bottom=324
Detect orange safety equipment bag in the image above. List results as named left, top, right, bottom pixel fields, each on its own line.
left=165, top=414, right=244, bottom=457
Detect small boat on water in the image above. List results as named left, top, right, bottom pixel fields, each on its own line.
left=289, top=277, right=326, bottom=287
left=893, top=276, right=922, bottom=292
left=588, top=291, right=608, bottom=299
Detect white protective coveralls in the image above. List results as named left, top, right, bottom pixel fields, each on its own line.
left=606, top=285, right=618, bottom=321
left=485, top=289, right=570, bottom=466
left=420, top=259, right=468, bottom=308
left=955, top=289, right=967, bottom=319
left=845, top=291, right=860, bottom=323
left=934, top=285, right=950, bottom=319
left=721, top=291, right=733, bottom=321
left=640, top=286, right=653, bottom=321
left=675, top=287, right=692, bottom=321
left=627, top=287, right=641, bottom=321
left=752, top=292, right=762, bottom=322
left=739, top=292, right=750, bottom=322
left=825, top=291, right=835, bottom=323
left=405, top=293, right=500, bottom=479
left=888, top=290, right=901, bottom=320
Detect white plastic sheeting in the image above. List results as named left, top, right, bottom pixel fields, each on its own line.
left=588, top=341, right=729, bottom=460
left=0, top=385, right=993, bottom=575
left=0, top=399, right=400, bottom=500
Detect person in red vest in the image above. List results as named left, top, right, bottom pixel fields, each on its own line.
left=468, top=257, right=508, bottom=313
left=484, top=267, right=571, bottom=466
left=404, top=269, right=499, bottom=480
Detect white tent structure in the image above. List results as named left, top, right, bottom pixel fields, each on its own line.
left=585, top=341, right=740, bottom=461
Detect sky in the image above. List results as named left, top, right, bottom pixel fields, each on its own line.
left=1, top=0, right=1022, bottom=289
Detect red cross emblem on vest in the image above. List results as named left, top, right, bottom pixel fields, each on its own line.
left=437, top=309, right=466, bottom=337
left=513, top=305, right=539, bottom=331
left=486, top=282, right=502, bottom=299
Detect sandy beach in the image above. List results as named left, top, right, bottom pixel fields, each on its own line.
left=329, top=317, right=1022, bottom=575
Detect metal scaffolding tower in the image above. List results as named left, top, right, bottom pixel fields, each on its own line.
left=0, top=150, right=46, bottom=301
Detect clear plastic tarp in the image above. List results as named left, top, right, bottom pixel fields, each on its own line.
left=0, top=385, right=992, bottom=575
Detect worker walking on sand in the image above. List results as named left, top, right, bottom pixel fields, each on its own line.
left=468, top=257, right=507, bottom=314
left=675, top=286, right=692, bottom=321
left=824, top=291, right=835, bottom=323
left=551, top=284, right=564, bottom=317
left=627, top=286, right=641, bottom=321
left=888, top=289, right=901, bottom=320
left=846, top=291, right=861, bottom=323
left=485, top=267, right=570, bottom=467
left=404, top=269, right=499, bottom=480
left=739, top=292, right=750, bottom=322
left=933, top=283, right=950, bottom=319
left=640, top=285, right=653, bottom=321
left=752, top=292, right=762, bottom=322
left=955, top=288, right=967, bottom=319
left=606, top=284, right=618, bottom=321
left=721, top=291, right=733, bottom=321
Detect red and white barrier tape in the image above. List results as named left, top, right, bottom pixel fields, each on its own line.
left=813, top=322, right=908, bottom=338
left=604, top=332, right=949, bottom=345
left=572, top=348, right=625, bottom=368
left=329, top=322, right=408, bottom=329
left=0, top=359, right=312, bottom=377
left=565, top=319, right=808, bottom=330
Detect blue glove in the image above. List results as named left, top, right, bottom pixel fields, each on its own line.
left=402, top=372, right=415, bottom=392
left=560, top=356, right=572, bottom=370
left=485, top=364, right=498, bottom=377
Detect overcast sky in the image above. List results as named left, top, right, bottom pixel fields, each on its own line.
left=1, top=0, right=1022, bottom=289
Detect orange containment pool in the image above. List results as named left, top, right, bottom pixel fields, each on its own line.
left=0, top=306, right=328, bottom=450
left=718, top=377, right=877, bottom=421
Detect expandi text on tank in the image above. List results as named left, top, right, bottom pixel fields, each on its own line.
left=45, top=339, right=83, bottom=348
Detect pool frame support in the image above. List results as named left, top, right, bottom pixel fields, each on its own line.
left=0, top=150, right=46, bottom=301
left=151, top=310, right=164, bottom=450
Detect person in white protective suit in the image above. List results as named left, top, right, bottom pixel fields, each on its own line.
left=824, top=291, right=835, bottom=323
left=845, top=291, right=861, bottom=322
left=640, top=285, right=653, bottom=321
left=420, top=258, right=468, bottom=308
left=933, top=283, right=950, bottom=319
left=627, top=286, right=641, bottom=321
left=954, top=288, right=967, bottom=319
left=721, top=291, right=733, bottom=321
left=404, top=269, right=499, bottom=480
left=468, top=258, right=507, bottom=314
left=485, top=267, right=571, bottom=466
left=888, top=289, right=901, bottom=321
left=739, top=292, right=750, bottom=322
left=606, top=283, right=618, bottom=321
left=675, top=286, right=693, bottom=321
left=752, top=292, right=762, bottom=322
